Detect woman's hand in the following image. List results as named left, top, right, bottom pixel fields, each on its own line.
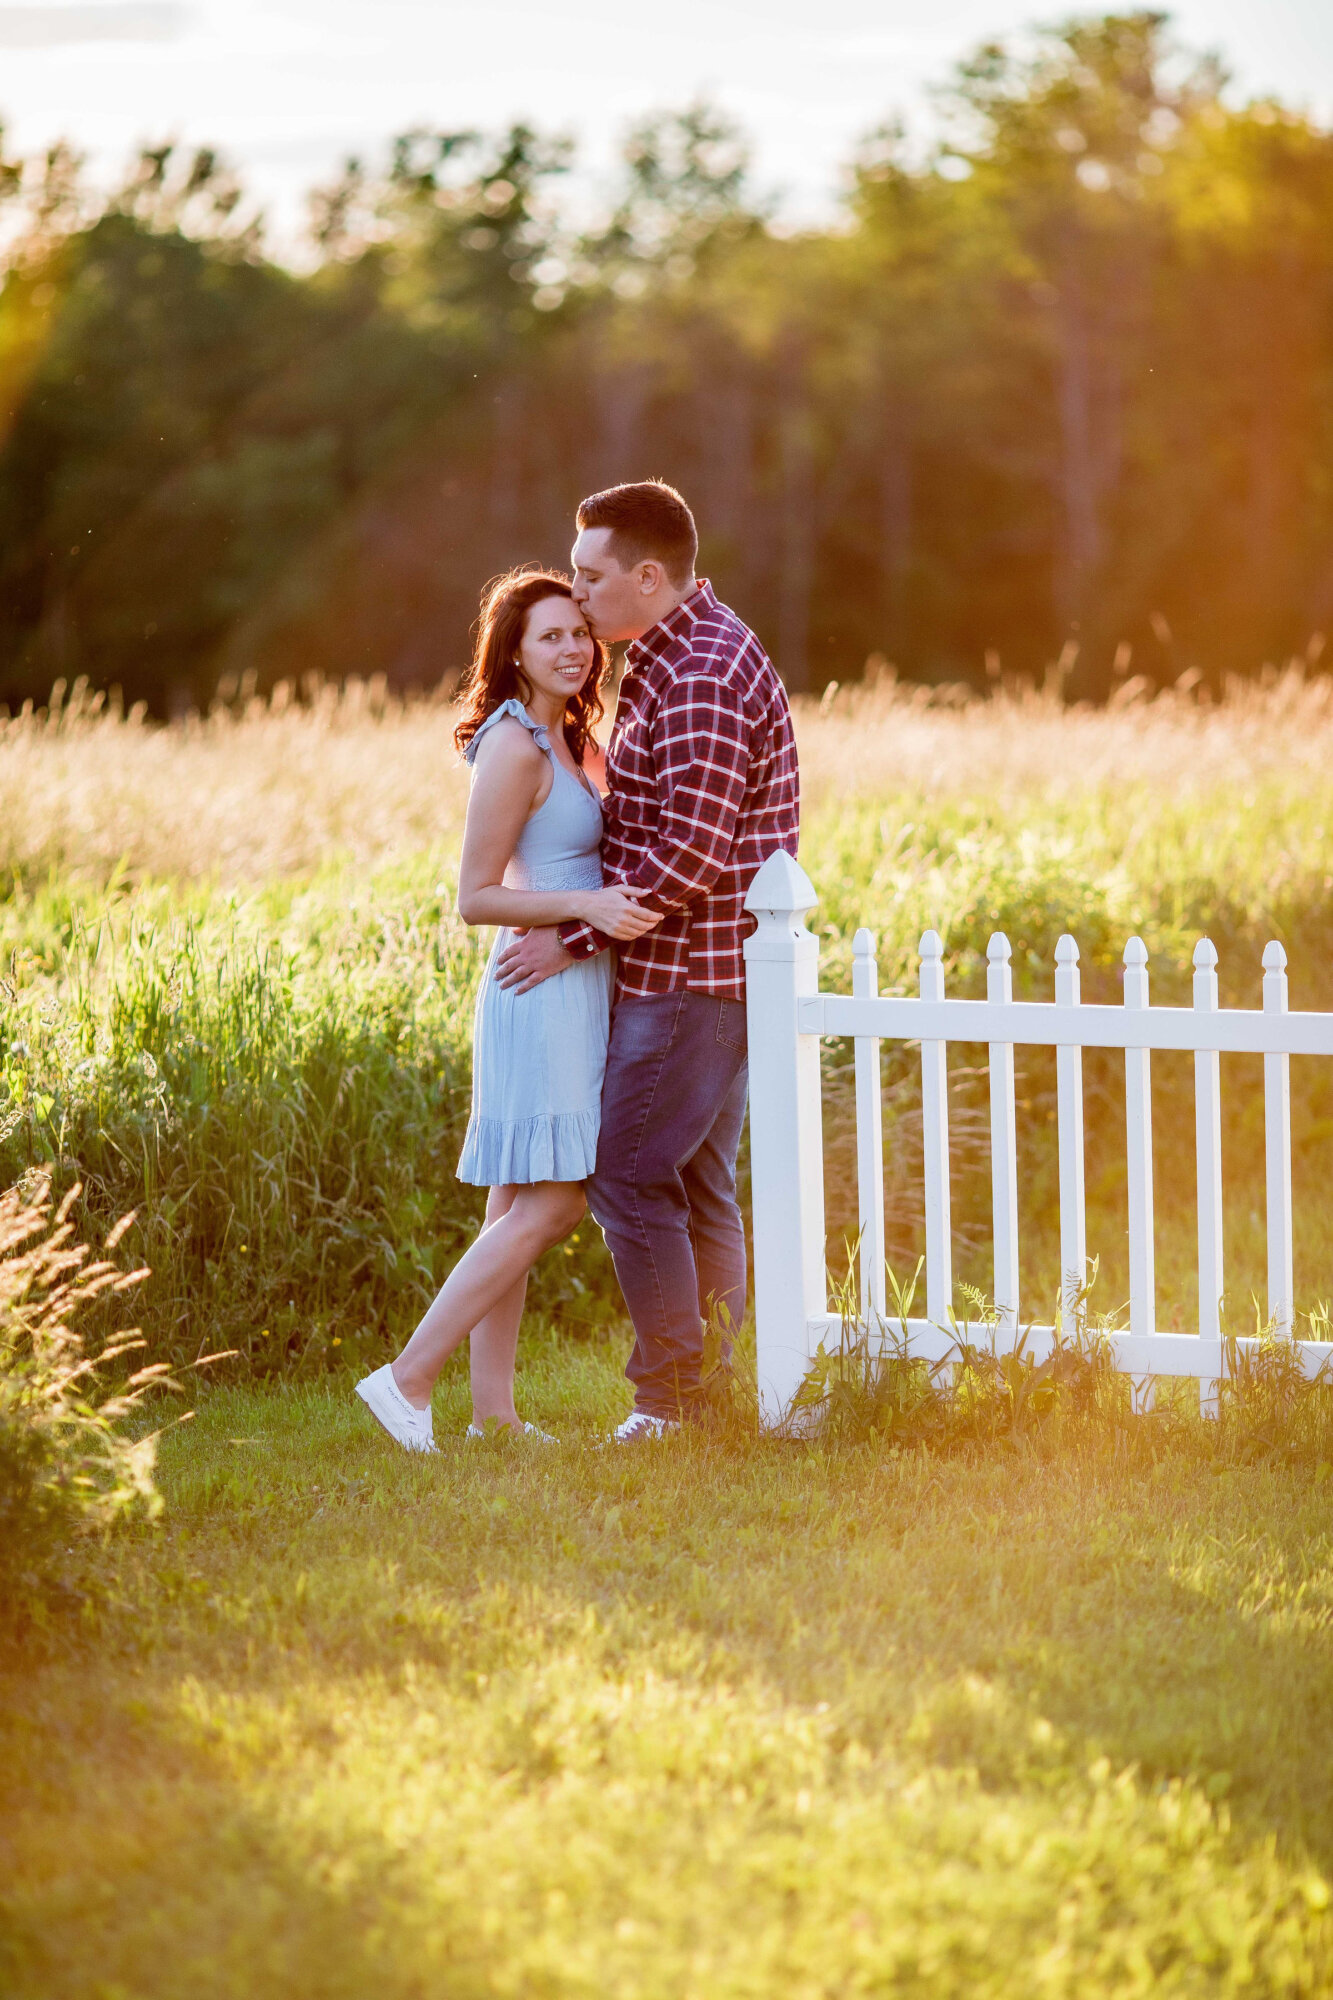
left=581, top=884, right=665, bottom=941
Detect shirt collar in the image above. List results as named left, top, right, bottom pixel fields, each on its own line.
left=626, top=579, right=717, bottom=667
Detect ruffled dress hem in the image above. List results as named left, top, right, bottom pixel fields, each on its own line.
left=457, top=1107, right=600, bottom=1187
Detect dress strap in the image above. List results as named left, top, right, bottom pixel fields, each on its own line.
left=463, top=698, right=554, bottom=766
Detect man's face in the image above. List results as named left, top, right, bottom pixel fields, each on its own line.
left=571, top=527, right=654, bottom=646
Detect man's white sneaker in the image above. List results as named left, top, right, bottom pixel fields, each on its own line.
left=611, top=1410, right=680, bottom=1443
left=355, top=1364, right=438, bottom=1453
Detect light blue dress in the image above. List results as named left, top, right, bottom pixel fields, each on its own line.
left=457, top=699, right=613, bottom=1186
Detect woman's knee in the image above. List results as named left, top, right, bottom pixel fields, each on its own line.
left=513, top=1183, right=585, bottom=1250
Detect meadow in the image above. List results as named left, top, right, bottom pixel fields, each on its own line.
left=3, top=670, right=1333, bottom=1994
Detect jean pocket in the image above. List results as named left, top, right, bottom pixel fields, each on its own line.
left=613, top=991, right=689, bottom=1059
left=715, top=1000, right=748, bottom=1053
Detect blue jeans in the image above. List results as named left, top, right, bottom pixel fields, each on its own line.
left=589, top=992, right=749, bottom=1418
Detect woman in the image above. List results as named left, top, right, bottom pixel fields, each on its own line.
left=355, top=569, right=659, bottom=1450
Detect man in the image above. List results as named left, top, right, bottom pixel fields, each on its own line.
left=496, top=480, right=800, bottom=1438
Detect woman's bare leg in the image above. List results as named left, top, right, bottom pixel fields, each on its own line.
left=469, top=1186, right=527, bottom=1429
left=468, top=1275, right=527, bottom=1427
left=391, top=1181, right=584, bottom=1409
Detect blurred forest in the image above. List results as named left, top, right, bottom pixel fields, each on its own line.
left=2, top=9, right=1333, bottom=714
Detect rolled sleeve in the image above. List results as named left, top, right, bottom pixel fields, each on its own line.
left=557, top=917, right=607, bottom=959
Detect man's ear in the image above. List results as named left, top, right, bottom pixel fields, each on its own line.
left=636, top=559, right=664, bottom=597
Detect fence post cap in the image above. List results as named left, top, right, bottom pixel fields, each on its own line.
left=919, top=928, right=943, bottom=960
left=852, top=927, right=876, bottom=957
left=1263, top=940, right=1288, bottom=971
left=744, top=849, right=816, bottom=917
left=1055, top=933, right=1079, bottom=965
left=1123, top=936, right=1148, bottom=968
left=1193, top=937, right=1218, bottom=969
left=987, top=932, right=1012, bottom=963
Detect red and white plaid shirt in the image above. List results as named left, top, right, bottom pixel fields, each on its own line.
left=560, top=580, right=800, bottom=1001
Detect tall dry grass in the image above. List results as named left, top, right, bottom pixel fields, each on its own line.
left=0, top=676, right=469, bottom=885
left=5, top=663, right=1333, bottom=886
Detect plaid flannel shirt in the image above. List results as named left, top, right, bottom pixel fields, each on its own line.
left=559, top=581, right=800, bottom=1000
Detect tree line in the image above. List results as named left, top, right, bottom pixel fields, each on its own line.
left=2, top=9, right=1332, bottom=714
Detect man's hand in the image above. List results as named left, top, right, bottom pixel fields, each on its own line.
left=494, top=925, right=573, bottom=994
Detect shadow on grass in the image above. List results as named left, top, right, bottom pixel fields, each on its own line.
left=0, top=1673, right=502, bottom=2000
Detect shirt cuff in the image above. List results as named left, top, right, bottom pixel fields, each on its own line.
left=557, top=918, right=607, bottom=959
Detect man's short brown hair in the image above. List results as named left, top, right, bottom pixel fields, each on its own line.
left=576, top=481, right=698, bottom=589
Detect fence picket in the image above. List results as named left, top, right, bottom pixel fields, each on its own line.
left=919, top=930, right=953, bottom=1328
left=1054, top=935, right=1087, bottom=1323
left=1123, top=938, right=1156, bottom=1353
left=1264, top=942, right=1295, bottom=1337
left=987, top=934, right=1020, bottom=1336
left=852, top=929, right=886, bottom=1321
left=1193, top=939, right=1224, bottom=1415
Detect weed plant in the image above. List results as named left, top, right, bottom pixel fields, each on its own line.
left=794, top=1256, right=1333, bottom=1477
left=0, top=1176, right=174, bottom=1626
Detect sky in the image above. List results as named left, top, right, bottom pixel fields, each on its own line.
left=1, top=0, right=1331, bottom=254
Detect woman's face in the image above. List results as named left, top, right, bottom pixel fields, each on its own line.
left=516, top=595, right=596, bottom=705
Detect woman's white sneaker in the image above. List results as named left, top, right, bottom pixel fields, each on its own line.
left=355, top=1364, right=437, bottom=1452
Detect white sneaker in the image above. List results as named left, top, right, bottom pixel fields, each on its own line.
left=465, top=1420, right=560, bottom=1443
left=611, top=1410, right=680, bottom=1443
left=355, top=1364, right=438, bottom=1453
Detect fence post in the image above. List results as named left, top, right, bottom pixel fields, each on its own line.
left=1054, top=935, right=1087, bottom=1325
left=1193, top=938, right=1224, bottom=1416
left=744, top=851, right=826, bottom=1428
left=988, top=933, right=1020, bottom=1338
left=1263, top=941, right=1295, bottom=1338
left=919, top=930, right=952, bottom=1327
left=852, top=929, right=886, bottom=1323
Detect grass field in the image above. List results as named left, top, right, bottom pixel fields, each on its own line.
left=4, top=670, right=1333, bottom=1993
left=3, top=1356, right=1333, bottom=1998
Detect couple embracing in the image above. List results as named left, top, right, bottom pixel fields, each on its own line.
left=356, top=481, right=800, bottom=1449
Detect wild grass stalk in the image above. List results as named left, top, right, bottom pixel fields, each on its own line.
left=792, top=1253, right=1333, bottom=1471
left=0, top=1176, right=171, bottom=1625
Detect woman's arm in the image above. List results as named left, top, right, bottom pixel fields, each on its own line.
left=456, top=723, right=660, bottom=940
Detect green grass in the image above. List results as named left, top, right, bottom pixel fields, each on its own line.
left=2, top=1349, right=1332, bottom=1997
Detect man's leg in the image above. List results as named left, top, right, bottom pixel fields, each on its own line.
left=682, top=1049, right=749, bottom=1361
left=590, top=992, right=748, bottom=1418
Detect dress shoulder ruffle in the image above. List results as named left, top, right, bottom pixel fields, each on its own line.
left=463, top=698, right=553, bottom=765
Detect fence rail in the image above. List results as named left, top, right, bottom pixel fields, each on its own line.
left=742, top=850, right=1333, bottom=1428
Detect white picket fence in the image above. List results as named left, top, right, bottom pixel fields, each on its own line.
left=742, top=850, right=1333, bottom=1428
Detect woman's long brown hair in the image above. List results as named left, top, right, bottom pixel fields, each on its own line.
left=453, top=568, right=608, bottom=766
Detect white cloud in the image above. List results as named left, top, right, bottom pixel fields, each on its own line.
left=0, top=4, right=187, bottom=46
